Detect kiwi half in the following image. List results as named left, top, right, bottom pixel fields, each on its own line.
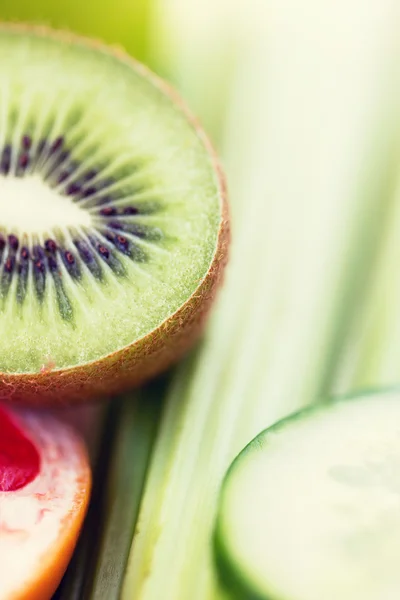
left=0, top=24, right=229, bottom=406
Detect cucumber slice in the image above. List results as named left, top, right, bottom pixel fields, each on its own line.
left=215, top=389, right=400, bottom=600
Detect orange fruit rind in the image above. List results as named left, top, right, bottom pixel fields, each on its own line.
left=0, top=405, right=91, bottom=600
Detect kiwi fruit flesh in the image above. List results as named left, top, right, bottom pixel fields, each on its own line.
left=0, top=25, right=229, bottom=406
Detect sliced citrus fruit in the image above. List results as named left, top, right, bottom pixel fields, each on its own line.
left=0, top=404, right=91, bottom=600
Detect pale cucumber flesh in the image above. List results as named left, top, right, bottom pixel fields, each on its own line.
left=215, top=389, right=400, bottom=600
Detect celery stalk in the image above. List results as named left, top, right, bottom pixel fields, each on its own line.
left=122, top=2, right=400, bottom=599
left=56, top=382, right=164, bottom=600
left=333, top=169, right=400, bottom=393
left=85, top=384, right=163, bottom=600
left=55, top=404, right=109, bottom=600
left=149, top=0, right=244, bottom=142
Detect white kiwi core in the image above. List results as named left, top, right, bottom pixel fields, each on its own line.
left=0, top=175, right=92, bottom=235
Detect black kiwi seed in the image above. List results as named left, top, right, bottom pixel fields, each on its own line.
left=8, top=234, right=19, bottom=252
left=61, top=250, right=81, bottom=280
left=44, top=239, right=57, bottom=254
left=22, top=135, right=32, bottom=150
left=74, top=239, right=103, bottom=280
left=1, top=254, right=15, bottom=301
left=32, top=245, right=47, bottom=303
left=0, top=236, right=5, bottom=263
left=17, top=246, right=30, bottom=304
left=0, top=129, right=161, bottom=321
left=1, top=145, right=11, bottom=175
left=100, top=206, right=117, bottom=217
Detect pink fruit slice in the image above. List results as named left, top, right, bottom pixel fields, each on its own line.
left=0, top=405, right=91, bottom=600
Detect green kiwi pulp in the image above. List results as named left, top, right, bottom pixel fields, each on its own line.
left=0, top=26, right=228, bottom=404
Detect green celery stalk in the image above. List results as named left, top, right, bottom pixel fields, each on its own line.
left=85, top=383, right=164, bottom=600
left=56, top=381, right=164, bottom=600
left=333, top=167, right=400, bottom=393
left=122, top=2, right=400, bottom=599
left=54, top=403, right=109, bottom=600
left=149, top=0, right=246, bottom=143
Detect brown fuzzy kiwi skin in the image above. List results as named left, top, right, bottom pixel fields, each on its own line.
left=0, top=23, right=230, bottom=406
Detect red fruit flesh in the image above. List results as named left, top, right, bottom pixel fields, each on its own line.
left=0, top=404, right=91, bottom=600
left=0, top=406, right=40, bottom=491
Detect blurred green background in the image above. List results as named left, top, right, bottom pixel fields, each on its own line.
left=0, top=0, right=153, bottom=64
